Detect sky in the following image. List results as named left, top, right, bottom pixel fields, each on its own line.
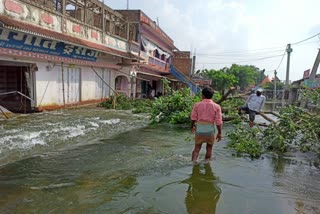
left=103, top=0, right=320, bottom=81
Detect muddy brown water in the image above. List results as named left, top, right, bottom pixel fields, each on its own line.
left=0, top=107, right=319, bottom=213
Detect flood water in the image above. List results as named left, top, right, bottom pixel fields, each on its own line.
left=0, top=107, right=320, bottom=213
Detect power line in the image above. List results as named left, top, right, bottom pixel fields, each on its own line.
left=293, top=40, right=320, bottom=46
left=196, top=46, right=286, bottom=56
left=292, top=32, right=320, bottom=45
left=197, top=40, right=319, bottom=57
left=197, top=49, right=285, bottom=58
left=196, top=33, right=319, bottom=57
left=275, top=48, right=287, bottom=71
left=196, top=54, right=284, bottom=65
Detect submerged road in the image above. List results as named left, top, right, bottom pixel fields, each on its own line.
left=0, top=107, right=319, bottom=213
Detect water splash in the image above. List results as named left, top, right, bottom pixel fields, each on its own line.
left=0, top=107, right=149, bottom=165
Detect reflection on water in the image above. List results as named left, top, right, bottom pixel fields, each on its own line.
left=182, top=163, right=221, bottom=214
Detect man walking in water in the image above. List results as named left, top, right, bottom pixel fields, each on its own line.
left=190, top=87, right=223, bottom=163
left=239, top=88, right=266, bottom=127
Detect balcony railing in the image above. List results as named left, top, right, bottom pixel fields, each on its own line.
left=0, top=0, right=130, bottom=53
left=129, top=41, right=140, bottom=55
left=148, top=56, right=167, bottom=70
left=17, top=0, right=129, bottom=41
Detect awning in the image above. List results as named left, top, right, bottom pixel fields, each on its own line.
left=139, top=64, right=170, bottom=75
left=141, top=36, right=171, bottom=59
left=0, top=15, right=141, bottom=61
left=137, top=71, right=177, bottom=82
left=0, top=47, right=121, bottom=70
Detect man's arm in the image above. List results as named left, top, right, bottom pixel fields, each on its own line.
left=245, top=94, right=253, bottom=105
left=214, top=105, right=223, bottom=142
left=216, top=125, right=222, bottom=142
left=190, top=104, right=198, bottom=132
left=191, top=120, right=196, bottom=133
left=258, top=97, right=266, bottom=112
left=191, top=120, right=196, bottom=128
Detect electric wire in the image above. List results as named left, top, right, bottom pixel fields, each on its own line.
left=197, top=45, right=286, bottom=55
left=197, top=49, right=286, bottom=58
left=195, top=32, right=320, bottom=78
left=275, top=48, right=287, bottom=71
left=196, top=33, right=319, bottom=58
left=196, top=47, right=286, bottom=57
left=196, top=54, right=284, bottom=65
left=292, top=32, right=320, bottom=45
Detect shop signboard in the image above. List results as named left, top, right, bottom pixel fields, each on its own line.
left=0, top=27, right=99, bottom=61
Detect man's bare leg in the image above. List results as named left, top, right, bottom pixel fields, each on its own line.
left=205, top=143, right=213, bottom=161
left=192, top=143, right=202, bottom=163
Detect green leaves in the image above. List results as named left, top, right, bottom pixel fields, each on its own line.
left=99, top=94, right=153, bottom=112
left=228, top=64, right=259, bottom=91
left=227, top=104, right=320, bottom=158
left=227, top=125, right=262, bottom=158
left=198, top=64, right=263, bottom=93
left=202, top=68, right=237, bottom=94
left=150, top=88, right=201, bottom=124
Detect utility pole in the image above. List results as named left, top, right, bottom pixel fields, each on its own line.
left=273, top=70, right=277, bottom=111
left=309, top=49, right=320, bottom=80
left=191, top=48, right=196, bottom=76
left=285, top=44, right=293, bottom=89
left=127, top=0, right=129, bottom=9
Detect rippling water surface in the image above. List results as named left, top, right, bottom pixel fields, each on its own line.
left=0, top=107, right=319, bottom=213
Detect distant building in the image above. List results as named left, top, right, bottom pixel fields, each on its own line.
left=260, top=76, right=272, bottom=85
left=116, top=10, right=177, bottom=97
left=116, top=10, right=200, bottom=95
left=173, top=51, right=192, bottom=77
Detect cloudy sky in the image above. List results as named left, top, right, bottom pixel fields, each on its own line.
left=104, top=0, right=320, bottom=81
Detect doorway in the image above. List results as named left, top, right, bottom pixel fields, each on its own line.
left=0, top=61, right=35, bottom=113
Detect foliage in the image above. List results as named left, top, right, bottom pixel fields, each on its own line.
left=201, top=68, right=237, bottom=94
left=263, top=81, right=285, bottom=90
left=212, top=91, right=222, bottom=102
left=300, top=88, right=320, bottom=108
left=227, top=64, right=260, bottom=91
left=150, top=88, right=201, bottom=124
left=131, top=99, right=153, bottom=114
left=227, top=125, right=263, bottom=158
left=198, top=64, right=263, bottom=92
left=227, top=105, right=320, bottom=157
left=100, top=94, right=153, bottom=113
left=162, top=78, right=172, bottom=95
left=100, top=94, right=132, bottom=110
left=221, top=97, right=244, bottom=110
left=255, top=69, right=267, bottom=85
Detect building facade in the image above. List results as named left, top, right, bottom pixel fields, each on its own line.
left=0, top=0, right=141, bottom=112
left=116, top=10, right=180, bottom=98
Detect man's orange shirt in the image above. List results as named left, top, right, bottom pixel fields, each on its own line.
left=190, top=99, right=223, bottom=125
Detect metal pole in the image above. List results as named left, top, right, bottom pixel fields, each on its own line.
left=0, top=105, right=9, bottom=119
left=273, top=70, right=277, bottom=111
left=102, top=0, right=105, bottom=43
left=285, top=44, right=293, bottom=89
left=61, top=62, right=66, bottom=106
left=309, top=49, right=320, bottom=80
left=127, top=0, right=129, bottom=9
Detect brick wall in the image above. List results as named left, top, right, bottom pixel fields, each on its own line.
left=173, top=51, right=192, bottom=77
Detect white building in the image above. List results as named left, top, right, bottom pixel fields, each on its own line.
left=0, top=0, right=141, bottom=112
